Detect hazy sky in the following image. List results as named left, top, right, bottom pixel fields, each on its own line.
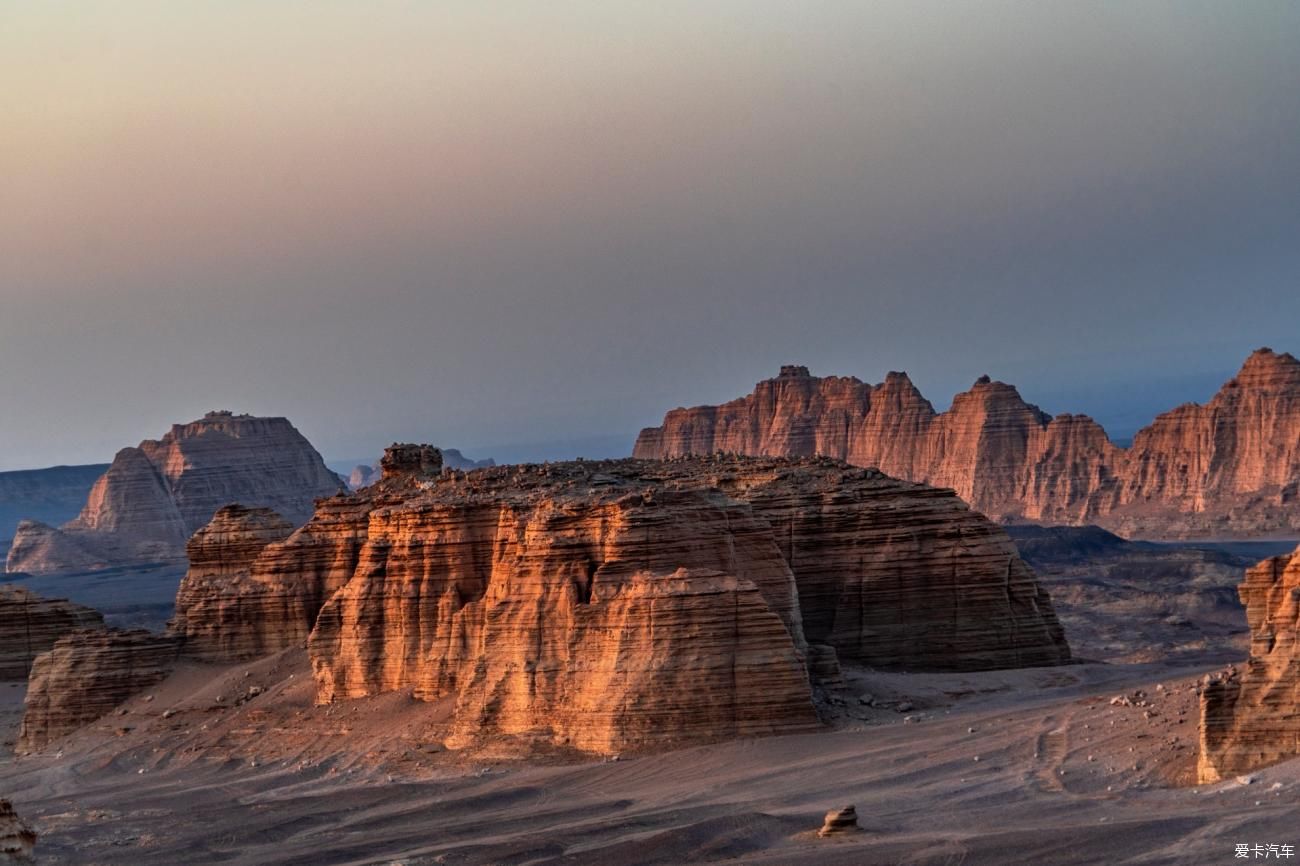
left=3, top=2, right=1299, bottom=470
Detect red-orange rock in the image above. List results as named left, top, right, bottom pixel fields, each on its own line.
left=6, top=412, right=343, bottom=574
left=1197, top=546, right=1300, bottom=782
left=173, top=449, right=1069, bottom=755
left=634, top=349, right=1300, bottom=537
left=168, top=505, right=295, bottom=660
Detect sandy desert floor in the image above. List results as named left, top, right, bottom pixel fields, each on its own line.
left=3, top=651, right=1297, bottom=865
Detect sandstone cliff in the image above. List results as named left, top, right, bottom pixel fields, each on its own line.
left=170, top=448, right=1068, bottom=755
left=1197, top=546, right=1300, bottom=782
left=0, top=585, right=104, bottom=679
left=17, top=629, right=179, bottom=754
left=634, top=349, right=1300, bottom=537
left=6, top=412, right=344, bottom=574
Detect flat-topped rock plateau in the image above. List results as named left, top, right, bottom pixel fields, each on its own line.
left=157, top=447, right=1069, bottom=759
left=635, top=348, right=1300, bottom=538
left=5, top=412, right=343, bottom=575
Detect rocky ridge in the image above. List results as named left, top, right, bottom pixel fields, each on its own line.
left=1197, top=545, right=1300, bottom=782
left=157, top=448, right=1068, bottom=756
left=6, top=412, right=344, bottom=574
left=634, top=349, right=1300, bottom=537
left=0, top=585, right=104, bottom=679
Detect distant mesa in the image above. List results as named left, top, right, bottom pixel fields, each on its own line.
left=0, top=463, right=108, bottom=553
left=5, top=412, right=344, bottom=575
left=346, top=446, right=492, bottom=490
left=634, top=348, right=1300, bottom=538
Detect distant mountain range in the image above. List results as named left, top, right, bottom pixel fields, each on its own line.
left=635, top=348, right=1300, bottom=538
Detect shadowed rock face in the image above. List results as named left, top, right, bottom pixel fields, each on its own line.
left=17, top=629, right=179, bottom=754
left=169, top=449, right=1068, bottom=755
left=0, top=585, right=104, bottom=679
left=1197, top=547, right=1300, bottom=782
left=6, top=412, right=344, bottom=575
left=0, top=799, right=36, bottom=862
left=634, top=348, right=1300, bottom=538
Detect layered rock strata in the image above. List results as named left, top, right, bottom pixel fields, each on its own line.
left=17, top=629, right=179, bottom=754
left=634, top=349, right=1300, bottom=537
left=0, top=585, right=104, bottom=679
left=6, top=412, right=343, bottom=574
left=1197, top=547, right=1300, bottom=782
left=171, top=450, right=1068, bottom=754
left=167, top=505, right=296, bottom=660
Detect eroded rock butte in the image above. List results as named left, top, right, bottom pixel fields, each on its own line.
left=157, top=450, right=1068, bottom=756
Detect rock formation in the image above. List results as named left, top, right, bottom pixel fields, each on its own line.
left=17, top=629, right=179, bottom=754
left=6, top=412, right=344, bottom=574
left=0, top=585, right=104, bottom=679
left=169, top=448, right=1068, bottom=755
left=0, top=800, right=36, bottom=863
left=0, top=463, right=107, bottom=549
left=818, top=805, right=861, bottom=837
left=634, top=348, right=1300, bottom=537
left=346, top=446, right=492, bottom=490
left=1197, top=546, right=1300, bottom=782
left=167, top=505, right=296, bottom=660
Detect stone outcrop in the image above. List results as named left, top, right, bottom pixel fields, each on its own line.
left=170, top=448, right=1068, bottom=755
left=0, top=799, right=36, bottom=862
left=1197, top=546, right=1300, bottom=782
left=6, top=412, right=344, bottom=574
left=0, top=585, right=104, bottom=679
left=346, top=446, right=492, bottom=490
left=167, top=505, right=296, bottom=660
left=17, top=629, right=179, bottom=754
left=634, top=348, right=1300, bottom=537
left=818, top=805, right=861, bottom=837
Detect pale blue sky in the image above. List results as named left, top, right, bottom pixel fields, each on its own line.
left=2, top=2, right=1298, bottom=468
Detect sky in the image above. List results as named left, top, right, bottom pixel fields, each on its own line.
left=3, top=2, right=1299, bottom=470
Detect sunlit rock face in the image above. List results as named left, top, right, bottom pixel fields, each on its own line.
left=17, top=629, right=179, bottom=754
left=1197, top=547, right=1300, bottom=783
left=0, top=585, right=104, bottom=679
left=169, top=449, right=1068, bottom=755
left=167, top=504, right=296, bottom=661
left=6, top=412, right=344, bottom=574
left=634, top=348, right=1300, bottom=537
